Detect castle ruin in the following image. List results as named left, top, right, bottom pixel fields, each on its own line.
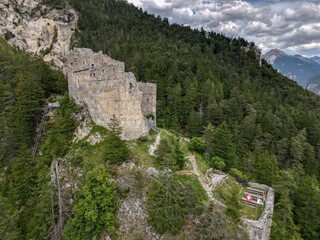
left=66, top=48, right=156, bottom=140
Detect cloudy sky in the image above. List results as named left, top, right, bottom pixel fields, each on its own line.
left=127, top=0, right=320, bottom=57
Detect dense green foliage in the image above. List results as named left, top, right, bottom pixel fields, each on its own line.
left=155, top=135, right=185, bottom=170
left=189, top=137, right=205, bottom=153
left=0, top=38, right=68, bottom=239
left=1, top=0, right=320, bottom=237
left=63, top=164, right=117, bottom=240
left=0, top=38, right=66, bottom=165
left=196, top=203, right=249, bottom=240
left=211, top=156, right=225, bottom=170
left=219, top=180, right=244, bottom=221
left=103, top=115, right=129, bottom=164
left=147, top=175, right=203, bottom=235
left=59, top=0, right=320, bottom=237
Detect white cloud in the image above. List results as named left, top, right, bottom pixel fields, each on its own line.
left=126, top=0, right=320, bottom=55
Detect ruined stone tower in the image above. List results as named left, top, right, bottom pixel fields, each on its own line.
left=66, top=48, right=156, bottom=140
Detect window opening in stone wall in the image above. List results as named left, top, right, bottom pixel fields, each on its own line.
left=93, top=73, right=95, bottom=77
left=92, top=63, right=94, bottom=67
left=90, top=73, right=92, bottom=77
left=130, top=83, right=133, bottom=90
left=147, top=98, right=149, bottom=102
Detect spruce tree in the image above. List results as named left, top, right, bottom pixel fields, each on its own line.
left=294, top=175, right=320, bottom=240
left=271, top=190, right=301, bottom=240
left=103, top=115, right=129, bottom=164
left=147, top=176, right=188, bottom=234
left=204, top=122, right=236, bottom=170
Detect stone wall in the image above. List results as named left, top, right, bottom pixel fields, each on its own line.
left=66, top=48, right=156, bottom=140
left=243, top=182, right=275, bottom=240
left=67, top=48, right=124, bottom=73
left=138, top=82, right=157, bottom=123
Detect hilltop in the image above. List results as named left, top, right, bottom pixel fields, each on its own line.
left=0, top=0, right=320, bottom=240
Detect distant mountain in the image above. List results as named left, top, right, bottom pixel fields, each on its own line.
left=262, top=48, right=288, bottom=65
left=262, top=49, right=320, bottom=89
left=311, top=56, right=320, bottom=65
left=307, top=74, right=320, bottom=95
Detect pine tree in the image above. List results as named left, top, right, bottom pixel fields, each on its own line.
left=13, top=74, right=44, bottom=144
left=103, top=134, right=129, bottom=164
left=290, top=129, right=307, bottom=166
left=204, top=122, right=236, bottom=170
left=147, top=176, right=188, bottom=234
left=271, top=190, right=301, bottom=240
left=294, top=175, right=320, bottom=240
left=6, top=145, right=34, bottom=207
left=103, top=114, right=129, bottom=164
left=256, top=151, right=279, bottom=186
left=0, top=196, right=21, bottom=240
left=174, top=138, right=185, bottom=170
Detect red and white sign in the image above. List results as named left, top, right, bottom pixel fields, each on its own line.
left=246, top=194, right=252, bottom=202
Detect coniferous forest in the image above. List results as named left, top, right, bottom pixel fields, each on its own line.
left=1, top=0, right=320, bottom=239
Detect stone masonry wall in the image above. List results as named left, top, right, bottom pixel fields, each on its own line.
left=66, top=48, right=156, bottom=140
left=138, top=83, right=157, bottom=123
left=243, top=182, right=275, bottom=240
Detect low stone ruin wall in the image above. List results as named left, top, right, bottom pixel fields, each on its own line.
left=243, top=182, right=274, bottom=240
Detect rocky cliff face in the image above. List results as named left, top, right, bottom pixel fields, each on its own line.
left=307, top=74, right=320, bottom=95
left=0, top=0, right=77, bottom=68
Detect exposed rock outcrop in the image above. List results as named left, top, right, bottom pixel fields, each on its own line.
left=242, top=45, right=262, bottom=66
left=0, top=0, right=77, bottom=68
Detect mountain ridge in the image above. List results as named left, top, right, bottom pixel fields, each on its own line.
left=263, top=49, right=320, bottom=89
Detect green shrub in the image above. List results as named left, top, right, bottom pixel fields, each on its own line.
left=137, top=135, right=149, bottom=142
left=229, top=168, right=247, bottom=180
left=4, top=30, right=14, bottom=40
left=103, top=134, right=129, bottom=164
left=145, top=113, right=155, bottom=119
left=211, top=156, right=225, bottom=170
left=63, top=164, right=117, bottom=240
left=189, top=137, right=205, bottom=153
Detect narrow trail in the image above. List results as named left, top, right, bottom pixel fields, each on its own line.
left=186, top=154, right=226, bottom=207
left=149, top=131, right=161, bottom=156
left=32, top=102, right=60, bottom=161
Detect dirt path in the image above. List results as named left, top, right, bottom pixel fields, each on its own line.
left=149, top=131, right=161, bottom=156
left=186, top=155, right=225, bottom=207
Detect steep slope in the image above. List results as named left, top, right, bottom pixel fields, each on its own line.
left=311, top=56, right=320, bottom=64
left=307, top=74, right=320, bottom=95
